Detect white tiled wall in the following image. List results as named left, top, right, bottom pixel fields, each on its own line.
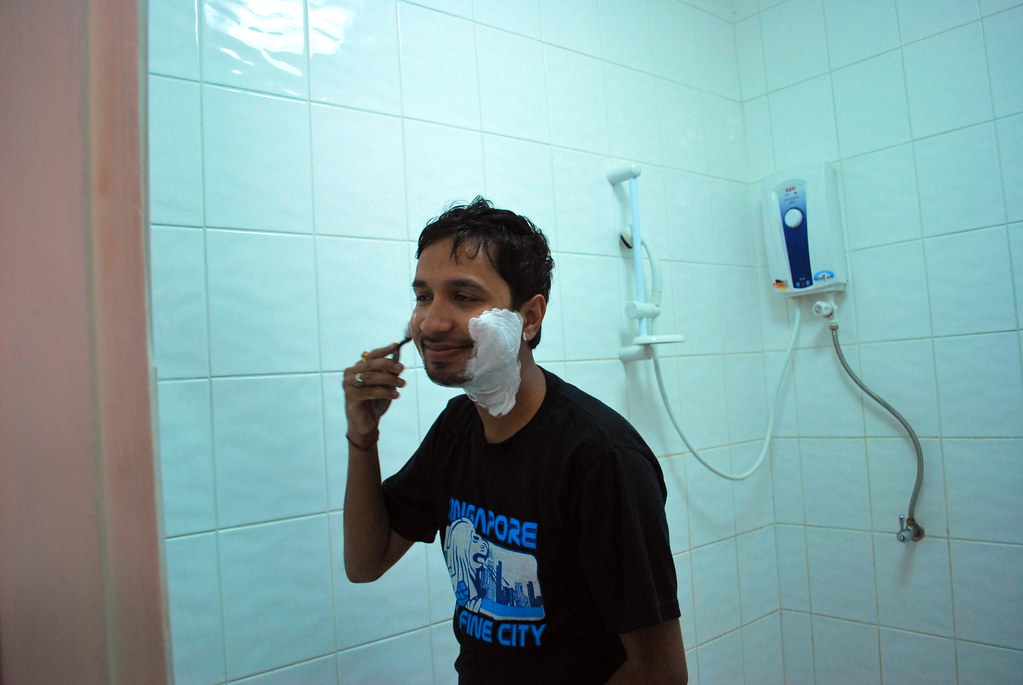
left=149, top=0, right=1023, bottom=683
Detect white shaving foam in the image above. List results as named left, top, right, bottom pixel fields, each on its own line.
left=463, top=309, right=523, bottom=417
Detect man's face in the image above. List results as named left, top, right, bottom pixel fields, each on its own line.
left=410, top=238, right=515, bottom=387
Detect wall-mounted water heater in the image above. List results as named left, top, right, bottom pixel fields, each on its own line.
left=761, top=163, right=847, bottom=297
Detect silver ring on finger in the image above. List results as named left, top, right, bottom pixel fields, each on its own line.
left=354, top=372, right=365, bottom=388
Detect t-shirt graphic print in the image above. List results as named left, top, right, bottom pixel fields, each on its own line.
left=444, top=498, right=546, bottom=649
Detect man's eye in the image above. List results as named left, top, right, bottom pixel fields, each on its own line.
left=455, top=293, right=477, bottom=303
left=414, top=293, right=431, bottom=303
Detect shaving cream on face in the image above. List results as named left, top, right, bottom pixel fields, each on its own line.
left=463, top=309, right=523, bottom=416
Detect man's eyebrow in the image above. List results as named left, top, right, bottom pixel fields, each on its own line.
left=412, top=278, right=488, bottom=293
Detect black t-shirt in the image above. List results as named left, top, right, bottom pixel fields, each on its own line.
left=382, top=369, right=680, bottom=684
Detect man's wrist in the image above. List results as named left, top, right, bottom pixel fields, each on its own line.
left=346, top=431, right=379, bottom=451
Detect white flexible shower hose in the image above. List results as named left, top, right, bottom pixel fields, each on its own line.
left=651, top=306, right=801, bottom=481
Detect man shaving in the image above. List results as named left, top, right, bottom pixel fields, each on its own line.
left=343, top=197, right=687, bottom=684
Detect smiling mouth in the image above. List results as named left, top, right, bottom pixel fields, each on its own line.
left=421, top=340, right=473, bottom=361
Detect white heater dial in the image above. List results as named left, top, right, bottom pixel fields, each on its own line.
left=784, top=207, right=804, bottom=229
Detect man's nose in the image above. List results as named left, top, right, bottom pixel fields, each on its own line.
left=414, top=301, right=455, bottom=336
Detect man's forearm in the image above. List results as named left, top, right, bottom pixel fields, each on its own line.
left=342, top=434, right=397, bottom=583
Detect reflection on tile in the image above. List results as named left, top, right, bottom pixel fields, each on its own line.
left=944, top=439, right=1023, bottom=544
left=598, top=0, right=653, bottom=72
left=807, top=529, right=876, bottom=623
left=824, top=0, right=900, bottom=69
left=800, top=438, right=871, bottom=530
left=605, top=65, right=663, bottom=165
left=850, top=242, right=931, bottom=342
left=768, top=76, right=838, bottom=170
left=540, top=0, right=601, bottom=56
left=220, top=516, right=334, bottom=679
left=483, top=136, right=556, bottom=240
left=202, top=0, right=308, bottom=97
left=880, top=628, right=955, bottom=685
left=649, top=0, right=697, bottom=86
left=477, top=28, right=549, bottom=142
left=403, top=120, right=485, bottom=231
left=693, top=11, right=739, bottom=99
left=336, top=628, right=434, bottom=685
left=760, top=0, right=829, bottom=91
left=833, top=52, right=911, bottom=157
left=212, top=374, right=327, bottom=527
left=841, top=145, right=921, bottom=249
left=309, top=0, right=401, bottom=114
left=545, top=47, right=610, bottom=155
left=690, top=539, right=741, bottom=643
left=811, top=616, right=881, bottom=685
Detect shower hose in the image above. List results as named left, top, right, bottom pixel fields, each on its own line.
left=650, top=305, right=925, bottom=541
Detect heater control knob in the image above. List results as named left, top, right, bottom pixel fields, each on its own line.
left=784, top=207, right=804, bottom=229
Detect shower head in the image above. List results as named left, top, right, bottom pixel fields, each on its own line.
left=606, top=164, right=642, bottom=186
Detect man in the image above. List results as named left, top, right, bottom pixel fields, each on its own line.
left=343, top=197, right=687, bottom=684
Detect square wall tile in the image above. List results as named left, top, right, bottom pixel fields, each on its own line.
left=697, top=632, right=745, bottom=685
left=626, top=356, right=685, bottom=458
left=776, top=525, right=810, bottom=610
left=944, top=439, right=1023, bottom=544
left=737, top=528, right=779, bottom=622
left=693, top=11, right=740, bottom=99
left=771, top=439, right=804, bottom=523
left=812, top=616, right=881, bottom=685
left=703, top=94, right=746, bottom=180
left=333, top=515, right=432, bottom=648
left=233, top=655, right=338, bottom=684
left=676, top=356, right=730, bottom=452
left=212, top=374, right=327, bottom=527
left=744, top=97, right=775, bottom=181
left=656, top=81, right=706, bottom=174
left=670, top=263, right=724, bottom=355
left=690, top=539, right=742, bottom=643
left=219, top=516, right=335, bottom=679
left=316, top=237, right=412, bottom=371
left=926, top=226, right=1015, bottom=336
left=768, top=76, right=839, bottom=170
left=823, top=0, right=900, bottom=68
left=336, top=629, right=435, bottom=685
left=849, top=241, right=932, bottom=342
left=873, top=534, right=954, bottom=636
left=761, top=0, right=830, bottom=91
left=150, top=226, right=209, bottom=379
left=665, top=173, right=717, bottom=263
left=309, top=0, right=401, bottom=114
left=311, top=106, right=406, bottom=240
left=403, top=120, right=485, bottom=231
left=149, top=77, right=203, bottom=227
left=951, top=540, right=1023, bottom=649
left=915, top=124, right=1004, bottom=237
left=934, top=332, right=1023, bottom=437
left=605, top=65, right=663, bottom=165
left=999, top=115, right=1023, bottom=222
left=735, top=14, right=766, bottom=100
left=157, top=380, right=216, bottom=536
left=165, top=533, right=226, bottom=685
left=201, top=0, right=309, bottom=98
left=476, top=28, right=549, bottom=143
left=859, top=339, right=940, bottom=437
left=539, top=0, right=601, bottom=56
left=205, top=230, right=319, bottom=375
left=793, top=346, right=867, bottom=438
left=597, top=0, right=653, bottom=72
left=957, top=641, right=1023, bottom=684
left=398, top=4, right=479, bottom=129
left=482, top=136, right=556, bottom=241
left=149, top=0, right=200, bottom=79
left=660, top=456, right=691, bottom=552
left=903, top=23, right=993, bottom=138
left=985, top=7, right=1023, bottom=117
left=807, top=529, right=877, bottom=623
left=1012, top=223, right=1023, bottom=323
left=896, top=0, right=979, bottom=43
left=800, top=438, right=872, bottom=530
left=685, top=447, right=737, bottom=547
left=880, top=628, right=955, bottom=685
left=833, top=51, right=912, bottom=158
left=741, top=614, right=784, bottom=685
left=545, top=47, right=610, bottom=155
left=648, top=0, right=697, bottom=86
left=723, top=353, right=767, bottom=443
left=550, top=149, right=617, bottom=255
left=557, top=253, right=629, bottom=360
left=840, top=145, right=922, bottom=250
left=731, top=441, right=776, bottom=532
left=474, top=0, right=541, bottom=37
left=203, top=86, right=313, bottom=233
left=781, top=611, right=814, bottom=683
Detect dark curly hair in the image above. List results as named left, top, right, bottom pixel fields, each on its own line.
left=417, top=197, right=554, bottom=349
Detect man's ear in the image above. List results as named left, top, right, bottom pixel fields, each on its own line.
left=520, top=294, right=547, bottom=343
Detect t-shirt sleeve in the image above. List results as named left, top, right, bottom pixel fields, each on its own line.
left=381, top=421, right=444, bottom=544
left=574, top=445, right=680, bottom=635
